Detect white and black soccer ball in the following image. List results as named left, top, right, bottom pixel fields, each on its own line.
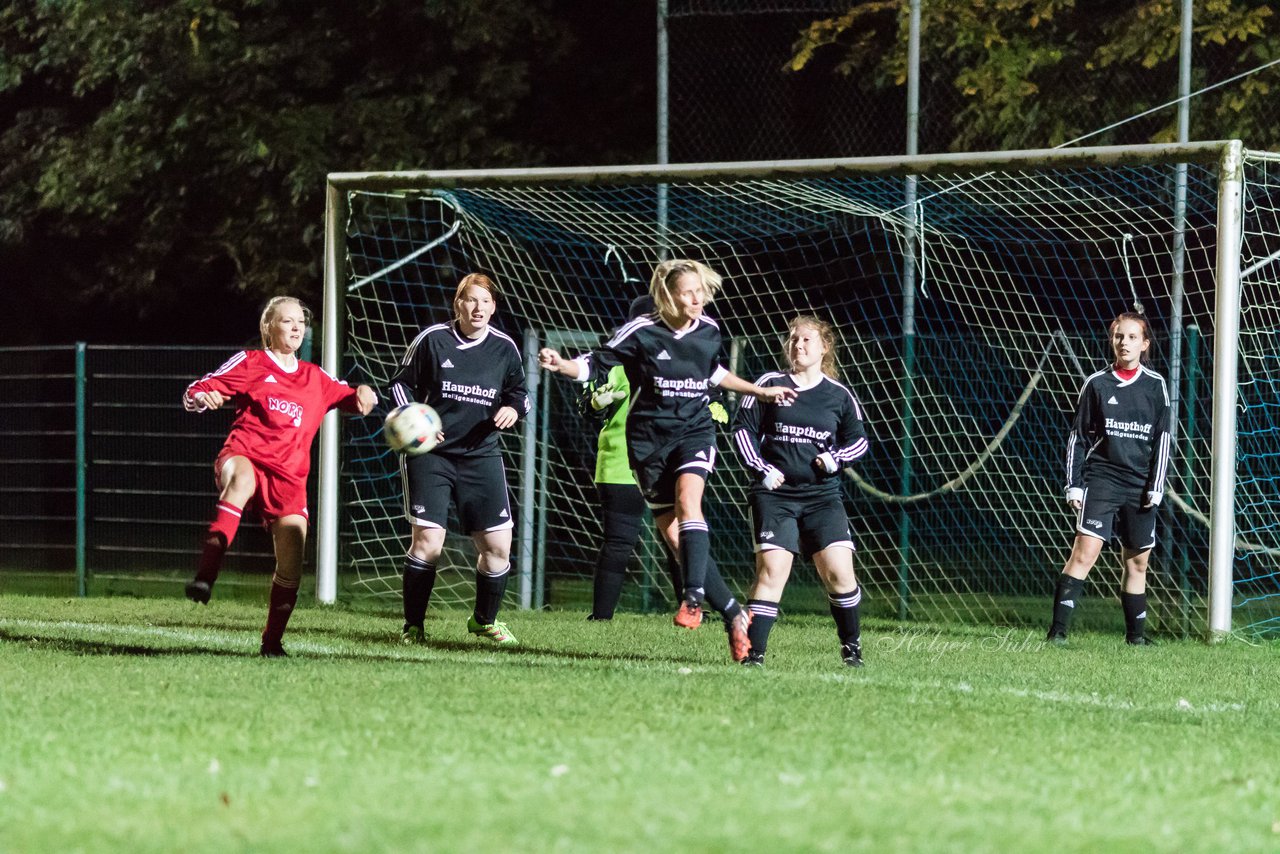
left=383, top=403, right=442, bottom=456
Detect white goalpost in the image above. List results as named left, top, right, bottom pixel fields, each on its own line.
left=314, top=140, right=1280, bottom=640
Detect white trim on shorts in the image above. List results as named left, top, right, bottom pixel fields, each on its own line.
left=675, top=446, right=716, bottom=472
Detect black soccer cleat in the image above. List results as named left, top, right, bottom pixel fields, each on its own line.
left=1046, top=630, right=1068, bottom=647
left=841, top=641, right=864, bottom=668
left=741, top=650, right=765, bottom=668
left=259, top=641, right=288, bottom=658
left=185, top=579, right=212, bottom=605
left=1126, top=636, right=1156, bottom=646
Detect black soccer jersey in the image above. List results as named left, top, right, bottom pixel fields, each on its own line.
left=1065, top=364, right=1171, bottom=493
left=573, top=312, right=726, bottom=465
left=733, top=371, right=869, bottom=496
left=389, top=322, right=530, bottom=457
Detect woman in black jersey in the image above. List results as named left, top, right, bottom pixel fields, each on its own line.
left=389, top=273, right=531, bottom=647
left=1048, top=312, right=1171, bottom=646
left=539, top=259, right=795, bottom=662
left=579, top=295, right=693, bottom=621
left=732, top=315, right=870, bottom=667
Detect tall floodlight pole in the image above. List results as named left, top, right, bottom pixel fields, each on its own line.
left=896, top=0, right=922, bottom=620
left=657, top=0, right=670, bottom=260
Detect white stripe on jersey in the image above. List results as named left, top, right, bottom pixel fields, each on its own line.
left=822, top=375, right=867, bottom=422
left=202, top=350, right=248, bottom=380
left=399, top=323, right=451, bottom=367
left=740, top=372, right=787, bottom=411
left=734, top=427, right=770, bottom=473
left=834, top=437, right=869, bottom=463
left=604, top=316, right=655, bottom=349
left=487, top=326, right=523, bottom=357
left=185, top=351, right=248, bottom=410
left=1152, top=430, right=1171, bottom=492
left=672, top=314, right=719, bottom=338
left=392, top=323, right=452, bottom=407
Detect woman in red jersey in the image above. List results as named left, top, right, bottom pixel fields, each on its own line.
left=182, top=296, right=376, bottom=656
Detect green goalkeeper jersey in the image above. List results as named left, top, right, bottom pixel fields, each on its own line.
left=594, top=365, right=635, bottom=486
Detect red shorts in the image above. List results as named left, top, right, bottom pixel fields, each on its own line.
left=215, top=450, right=309, bottom=527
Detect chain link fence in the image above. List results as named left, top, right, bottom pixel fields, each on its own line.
left=667, top=1, right=1280, bottom=161
left=0, top=345, right=277, bottom=596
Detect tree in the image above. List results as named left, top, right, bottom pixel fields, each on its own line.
left=0, top=0, right=590, bottom=344
left=789, top=0, right=1279, bottom=153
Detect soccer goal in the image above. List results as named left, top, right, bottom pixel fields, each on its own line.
left=317, top=140, right=1280, bottom=640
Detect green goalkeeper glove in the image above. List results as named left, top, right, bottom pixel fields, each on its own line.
left=708, top=401, right=729, bottom=424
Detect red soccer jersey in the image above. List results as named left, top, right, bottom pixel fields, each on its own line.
left=184, top=349, right=361, bottom=485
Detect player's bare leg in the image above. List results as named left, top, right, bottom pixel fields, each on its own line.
left=187, top=455, right=257, bottom=604
left=467, top=528, right=518, bottom=645
left=815, top=546, right=862, bottom=667
left=1120, top=547, right=1153, bottom=645
left=743, top=549, right=793, bottom=666
left=401, top=524, right=445, bottom=643
left=260, top=514, right=306, bottom=657
left=1047, top=534, right=1104, bottom=644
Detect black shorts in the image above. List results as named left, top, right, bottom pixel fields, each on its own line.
left=402, top=452, right=513, bottom=534
left=1077, top=479, right=1156, bottom=551
left=632, top=435, right=716, bottom=513
left=749, top=489, right=854, bottom=559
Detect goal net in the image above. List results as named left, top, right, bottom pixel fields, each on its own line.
left=323, top=142, right=1280, bottom=638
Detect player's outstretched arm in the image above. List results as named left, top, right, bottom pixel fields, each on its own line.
left=718, top=371, right=797, bottom=405
left=538, top=348, right=582, bottom=379
left=354, top=385, right=377, bottom=415
left=183, top=389, right=227, bottom=412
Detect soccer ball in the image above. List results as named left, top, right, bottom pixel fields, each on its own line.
left=384, top=403, right=442, bottom=456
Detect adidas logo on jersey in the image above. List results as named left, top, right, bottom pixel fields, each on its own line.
left=442, top=359, right=455, bottom=368
left=657, top=350, right=671, bottom=360
left=1107, top=395, right=1119, bottom=404
left=264, top=375, right=278, bottom=383
left=499, top=508, right=509, bottom=518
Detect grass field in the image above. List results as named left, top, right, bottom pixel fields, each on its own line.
left=2, top=594, right=1279, bottom=853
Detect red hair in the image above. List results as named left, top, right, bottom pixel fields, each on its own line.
left=454, top=273, right=498, bottom=303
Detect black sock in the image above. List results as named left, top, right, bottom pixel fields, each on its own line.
left=828, top=586, right=862, bottom=647
left=1121, top=591, right=1148, bottom=641
left=678, top=520, right=710, bottom=603
left=1049, top=573, right=1084, bottom=636
left=473, top=565, right=510, bottom=625
left=591, top=563, right=625, bottom=621
left=402, top=555, right=436, bottom=630
left=747, top=599, right=779, bottom=655
left=701, top=558, right=742, bottom=622
left=664, top=549, right=684, bottom=604
left=593, top=483, right=645, bottom=619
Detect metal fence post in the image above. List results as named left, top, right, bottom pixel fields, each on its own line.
left=75, top=342, right=87, bottom=597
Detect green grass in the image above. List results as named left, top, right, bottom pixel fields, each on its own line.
left=2, top=594, right=1279, bottom=853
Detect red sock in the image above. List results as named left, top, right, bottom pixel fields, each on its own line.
left=195, top=501, right=243, bottom=584
left=262, top=575, right=300, bottom=646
